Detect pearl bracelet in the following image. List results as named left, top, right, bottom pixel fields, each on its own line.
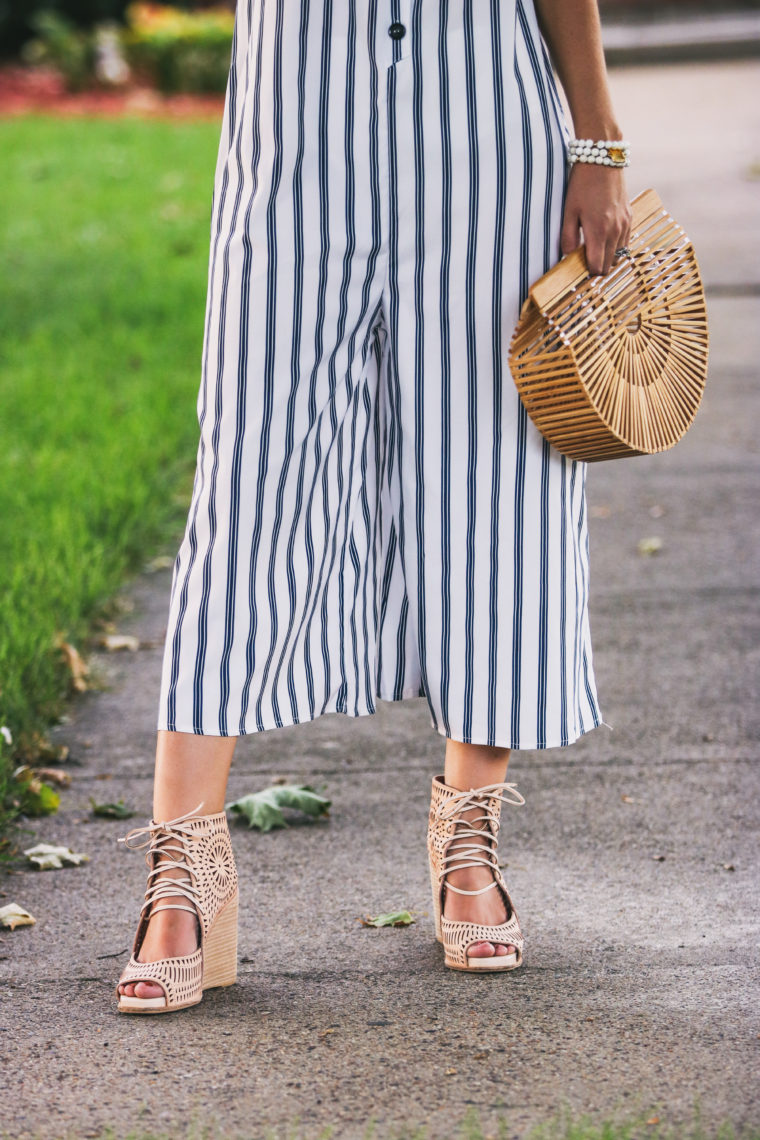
left=568, top=138, right=630, bottom=168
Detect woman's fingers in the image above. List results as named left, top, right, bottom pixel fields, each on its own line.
left=561, top=163, right=631, bottom=276
left=585, top=225, right=609, bottom=277
left=560, top=208, right=582, bottom=258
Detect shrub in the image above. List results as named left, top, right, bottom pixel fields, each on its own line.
left=22, top=10, right=96, bottom=90
left=124, top=3, right=234, bottom=94
left=0, top=0, right=131, bottom=60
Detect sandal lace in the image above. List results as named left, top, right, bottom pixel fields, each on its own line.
left=434, top=782, right=525, bottom=897
left=117, top=802, right=206, bottom=921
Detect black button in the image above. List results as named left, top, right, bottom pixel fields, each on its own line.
left=388, top=22, right=406, bottom=39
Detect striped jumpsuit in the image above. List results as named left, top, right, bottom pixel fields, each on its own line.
left=157, top=0, right=603, bottom=749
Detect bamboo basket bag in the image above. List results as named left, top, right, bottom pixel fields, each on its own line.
left=508, top=188, right=709, bottom=462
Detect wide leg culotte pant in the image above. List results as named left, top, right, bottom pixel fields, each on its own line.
left=157, top=0, right=603, bottom=749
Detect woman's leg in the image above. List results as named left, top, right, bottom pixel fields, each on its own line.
left=117, top=731, right=237, bottom=1000
left=442, top=740, right=514, bottom=959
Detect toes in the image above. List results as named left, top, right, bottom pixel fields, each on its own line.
left=118, top=980, right=165, bottom=1001
left=467, top=941, right=516, bottom=959
left=134, top=980, right=165, bottom=1000
left=467, top=940, right=497, bottom=958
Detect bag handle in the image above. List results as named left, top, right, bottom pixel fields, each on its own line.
left=528, top=187, right=664, bottom=313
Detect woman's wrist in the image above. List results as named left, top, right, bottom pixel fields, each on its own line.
left=570, top=119, right=623, bottom=141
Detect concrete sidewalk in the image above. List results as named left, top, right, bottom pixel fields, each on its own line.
left=1, top=59, right=759, bottom=1140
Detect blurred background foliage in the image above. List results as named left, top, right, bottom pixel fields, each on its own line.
left=0, top=0, right=131, bottom=59
left=11, top=4, right=235, bottom=94
left=0, top=0, right=232, bottom=59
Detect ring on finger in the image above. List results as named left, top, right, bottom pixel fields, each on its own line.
left=615, top=246, right=632, bottom=258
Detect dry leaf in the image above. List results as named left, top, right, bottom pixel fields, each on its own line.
left=621, top=794, right=635, bottom=804
left=35, top=768, right=71, bottom=787
left=24, top=843, right=90, bottom=870
left=0, top=903, right=36, bottom=929
left=18, top=733, right=69, bottom=764
left=637, top=536, right=663, bottom=557
left=646, top=1118, right=660, bottom=1127
left=98, top=634, right=140, bottom=652
left=55, top=635, right=89, bottom=691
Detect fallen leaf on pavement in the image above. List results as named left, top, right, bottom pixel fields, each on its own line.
left=0, top=903, right=36, bottom=929
left=55, top=635, right=89, bottom=691
left=15, top=732, right=69, bottom=765
left=360, top=911, right=415, bottom=928
left=226, top=785, right=330, bottom=832
left=12, top=766, right=61, bottom=816
left=637, top=535, right=663, bottom=556
left=98, top=634, right=141, bottom=652
left=35, top=768, right=72, bottom=787
left=89, top=797, right=135, bottom=820
left=621, top=794, right=635, bottom=804
left=24, top=843, right=90, bottom=870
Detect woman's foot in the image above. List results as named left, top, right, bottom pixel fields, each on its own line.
left=117, top=870, right=200, bottom=1001
left=442, top=803, right=516, bottom=959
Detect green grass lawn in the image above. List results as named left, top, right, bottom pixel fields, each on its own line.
left=0, top=115, right=222, bottom=838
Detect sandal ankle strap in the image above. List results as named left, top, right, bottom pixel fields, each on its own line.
left=433, top=781, right=525, bottom=821
left=116, top=801, right=207, bottom=850
left=118, top=802, right=210, bottom=925
left=433, top=781, right=524, bottom=888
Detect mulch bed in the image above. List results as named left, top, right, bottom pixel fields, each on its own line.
left=0, top=66, right=225, bottom=118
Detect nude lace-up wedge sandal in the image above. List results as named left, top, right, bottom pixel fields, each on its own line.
left=428, top=776, right=525, bottom=972
left=116, top=803, right=239, bottom=1013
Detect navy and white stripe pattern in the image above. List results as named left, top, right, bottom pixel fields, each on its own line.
left=157, top=0, right=602, bottom=748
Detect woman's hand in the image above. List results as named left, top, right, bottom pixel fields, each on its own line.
left=560, top=163, right=632, bottom=277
